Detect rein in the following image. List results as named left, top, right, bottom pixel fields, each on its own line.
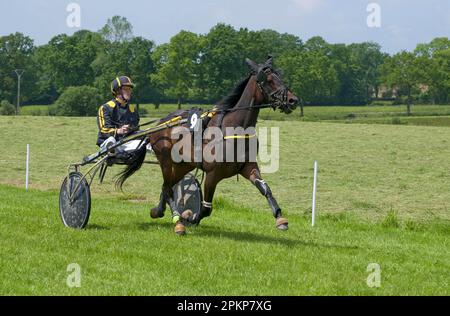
left=219, top=103, right=274, bottom=113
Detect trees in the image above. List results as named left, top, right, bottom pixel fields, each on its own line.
left=35, top=30, right=105, bottom=96
left=99, top=16, right=134, bottom=43
left=278, top=50, right=339, bottom=108
left=94, top=17, right=159, bottom=104
left=432, top=49, right=450, bottom=104
left=28, top=16, right=160, bottom=108
left=0, top=32, right=37, bottom=105
left=53, top=86, right=102, bottom=116
left=414, top=37, right=450, bottom=58
left=238, top=28, right=303, bottom=63
left=1, top=17, right=449, bottom=110
left=199, top=24, right=246, bottom=102
left=380, top=51, right=421, bottom=115
left=414, top=38, right=450, bottom=104
left=329, top=43, right=366, bottom=105
left=0, top=100, right=16, bottom=115
left=348, top=42, right=387, bottom=104
left=151, top=31, right=202, bottom=108
left=92, top=36, right=157, bottom=103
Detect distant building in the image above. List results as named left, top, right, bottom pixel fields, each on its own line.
left=373, top=84, right=429, bottom=99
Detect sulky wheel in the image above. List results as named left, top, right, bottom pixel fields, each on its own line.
left=59, top=172, right=91, bottom=229
left=172, top=173, right=203, bottom=226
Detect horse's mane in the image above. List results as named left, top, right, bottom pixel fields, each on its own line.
left=215, top=75, right=251, bottom=110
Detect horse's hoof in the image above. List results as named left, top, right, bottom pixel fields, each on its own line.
left=175, top=222, right=186, bottom=235
left=276, top=217, right=289, bottom=231
left=277, top=224, right=288, bottom=231
left=150, top=207, right=164, bottom=219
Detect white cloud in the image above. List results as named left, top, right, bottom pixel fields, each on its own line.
left=292, top=0, right=323, bottom=12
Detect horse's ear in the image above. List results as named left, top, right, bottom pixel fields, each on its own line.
left=266, top=55, right=273, bottom=67
left=245, top=58, right=258, bottom=72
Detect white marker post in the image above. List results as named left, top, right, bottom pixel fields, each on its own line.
left=26, top=144, right=30, bottom=191
left=312, top=160, right=318, bottom=226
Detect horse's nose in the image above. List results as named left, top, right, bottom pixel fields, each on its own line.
left=289, top=97, right=299, bottom=105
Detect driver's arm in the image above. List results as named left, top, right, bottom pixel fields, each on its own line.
left=98, top=104, right=117, bottom=137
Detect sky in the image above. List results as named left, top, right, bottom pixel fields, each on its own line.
left=1, top=0, right=449, bottom=54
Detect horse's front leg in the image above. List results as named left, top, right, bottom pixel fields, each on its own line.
left=240, top=163, right=288, bottom=230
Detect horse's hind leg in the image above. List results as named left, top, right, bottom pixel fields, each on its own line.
left=240, top=163, right=288, bottom=231
left=150, top=190, right=167, bottom=219
left=150, top=160, right=170, bottom=219
left=151, top=150, right=187, bottom=219
left=154, top=177, right=187, bottom=235
left=153, top=159, right=196, bottom=235
left=150, top=155, right=179, bottom=220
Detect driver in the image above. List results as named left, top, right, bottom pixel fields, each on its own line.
left=96, top=76, right=145, bottom=158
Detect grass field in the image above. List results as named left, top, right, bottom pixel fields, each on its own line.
left=19, top=105, right=50, bottom=116
left=1, top=185, right=448, bottom=295
left=334, top=115, right=450, bottom=127
left=0, top=115, right=449, bottom=295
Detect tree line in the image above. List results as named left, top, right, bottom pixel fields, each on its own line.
left=0, top=16, right=449, bottom=116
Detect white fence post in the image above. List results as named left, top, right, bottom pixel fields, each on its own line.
left=312, top=160, right=318, bottom=226
left=26, top=144, right=30, bottom=191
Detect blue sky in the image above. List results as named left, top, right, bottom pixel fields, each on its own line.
left=1, top=0, right=449, bottom=54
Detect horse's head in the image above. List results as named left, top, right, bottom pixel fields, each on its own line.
left=246, top=55, right=298, bottom=114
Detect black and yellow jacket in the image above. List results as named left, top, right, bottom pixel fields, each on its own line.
left=96, top=98, right=140, bottom=146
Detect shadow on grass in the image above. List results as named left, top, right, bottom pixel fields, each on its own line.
left=195, top=227, right=358, bottom=250
left=138, top=221, right=173, bottom=230
left=86, top=224, right=111, bottom=230
left=138, top=221, right=357, bottom=250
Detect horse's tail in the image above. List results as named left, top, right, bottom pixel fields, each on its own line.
left=114, top=145, right=147, bottom=191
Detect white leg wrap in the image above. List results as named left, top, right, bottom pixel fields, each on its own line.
left=202, top=201, right=212, bottom=208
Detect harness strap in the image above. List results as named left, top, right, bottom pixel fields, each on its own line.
left=201, top=110, right=217, bottom=119
left=223, top=134, right=257, bottom=139
left=156, top=115, right=183, bottom=127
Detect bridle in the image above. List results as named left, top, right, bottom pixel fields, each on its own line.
left=219, top=68, right=291, bottom=114
left=255, top=67, right=289, bottom=110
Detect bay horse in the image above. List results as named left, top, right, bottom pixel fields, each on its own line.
left=116, top=56, right=298, bottom=235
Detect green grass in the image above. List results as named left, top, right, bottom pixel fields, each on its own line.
left=259, top=104, right=450, bottom=123
left=0, top=185, right=448, bottom=295
left=0, top=115, right=449, bottom=295
left=333, top=115, right=450, bottom=127
left=19, top=105, right=49, bottom=116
